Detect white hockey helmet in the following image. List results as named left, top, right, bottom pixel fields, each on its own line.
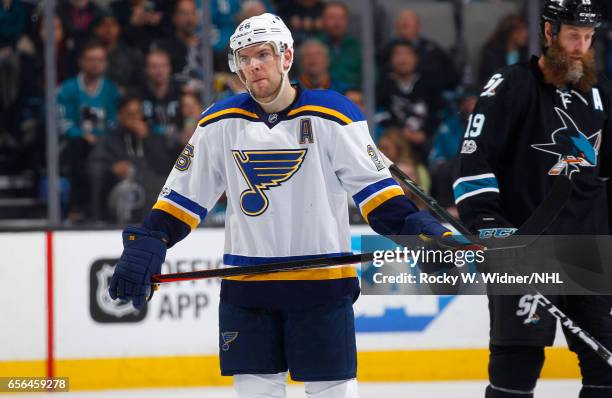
left=228, top=13, right=294, bottom=73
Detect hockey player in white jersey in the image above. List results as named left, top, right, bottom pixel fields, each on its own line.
left=109, top=13, right=467, bottom=398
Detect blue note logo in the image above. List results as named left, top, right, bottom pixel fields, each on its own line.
left=233, top=149, right=308, bottom=216
left=221, top=332, right=239, bottom=351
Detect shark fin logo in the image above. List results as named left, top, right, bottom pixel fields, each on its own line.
left=233, top=149, right=307, bottom=216
left=532, top=107, right=601, bottom=177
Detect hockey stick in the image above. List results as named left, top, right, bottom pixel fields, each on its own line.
left=385, top=160, right=573, bottom=245
left=385, top=157, right=612, bottom=367
left=149, top=161, right=569, bottom=283
left=151, top=252, right=374, bottom=283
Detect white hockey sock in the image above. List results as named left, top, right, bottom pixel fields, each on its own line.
left=234, top=372, right=288, bottom=398
left=304, top=378, right=359, bottom=398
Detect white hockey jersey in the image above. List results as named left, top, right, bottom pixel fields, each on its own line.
left=150, top=88, right=405, bottom=307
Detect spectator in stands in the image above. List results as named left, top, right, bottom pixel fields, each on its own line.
left=92, top=11, right=144, bottom=92
left=89, top=95, right=179, bottom=222
left=213, top=72, right=246, bottom=101
left=30, top=16, right=74, bottom=84
left=0, top=0, right=27, bottom=49
left=57, top=0, right=102, bottom=54
left=58, top=41, right=120, bottom=221
left=316, top=2, right=361, bottom=89
left=110, top=0, right=165, bottom=53
left=396, top=158, right=431, bottom=203
left=297, top=39, right=350, bottom=93
left=211, top=0, right=241, bottom=71
left=377, top=40, right=442, bottom=160
left=478, top=14, right=528, bottom=85
left=428, top=86, right=479, bottom=169
left=388, top=9, right=460, bottom=93
left=153, top=0, right=203, bottom=93
left=8, top=16, right=73, bottom=177
left=0, top=0, right=32, bottom=174
left=179, top=92, right=202, bottom=145
left=238, top=0, right=267, bottom=21
left=139, top=48, right=183, bottom=140
left=428, top=86, right=478, bottom=219
left=277, top=0, right=324, bottom=45
left=377, top=128, right=411, bottom=164
left=377, top=129, right=431, bottom=202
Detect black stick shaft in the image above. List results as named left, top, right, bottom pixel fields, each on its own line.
left=388, top=164, right=471, bottom=235
left=152, top=252, right=374, bottom=283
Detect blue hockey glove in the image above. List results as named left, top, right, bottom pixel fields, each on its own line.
left=108, top=226, right=168, bottom=309
left=401, top=210, right=452, bottom=237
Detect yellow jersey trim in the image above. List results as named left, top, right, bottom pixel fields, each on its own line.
left=288, top=105, right=353, bottom=125
left=199, top=108, right=258, bottom=126
left=360, top=187, right=405, bottom=223
left=224, top=265, right=357, bottom=281
left=153, top=200, right=199, bottom=230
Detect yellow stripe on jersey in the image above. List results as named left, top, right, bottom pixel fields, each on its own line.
left=198, top=108, right=258, bottom=126
left=360, top=186, right=405, bottom=223
left=288, top=105, right=353, bottom=125
left=224, top=265, right=357, bottom=281
left=153, top=200, right=200, bottom=230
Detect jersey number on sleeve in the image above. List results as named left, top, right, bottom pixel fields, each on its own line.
left=175, top=144, right=195, bottom=171
left=464, top=114, right=485, bottom=138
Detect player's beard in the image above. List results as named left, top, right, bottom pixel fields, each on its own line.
left=542, top=41, right=597, bottom=92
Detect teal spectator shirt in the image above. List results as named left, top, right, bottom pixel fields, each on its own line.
left=57, top=74, right=120, bottom=138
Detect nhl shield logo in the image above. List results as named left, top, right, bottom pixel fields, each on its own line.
left=89, top=259, right=147, bottom=323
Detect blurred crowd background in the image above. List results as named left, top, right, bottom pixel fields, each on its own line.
left=1, top=0, right=612, bottom=227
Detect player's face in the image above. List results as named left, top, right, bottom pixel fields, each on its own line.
left=555, top=25, right=595, bottom=63
left=238, top=43, right=288, bottom=102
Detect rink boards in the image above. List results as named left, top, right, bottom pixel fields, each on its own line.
left=0, top=230, right=579, bottom=390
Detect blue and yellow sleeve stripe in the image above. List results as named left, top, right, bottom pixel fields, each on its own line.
left=353, top=178, right=405, bottom=223
left=453, top=173, right=500, bottom=205
left=152, top=190, right=208, bottom=230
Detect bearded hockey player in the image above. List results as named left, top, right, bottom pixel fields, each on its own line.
left=454, top=1, right=612, bottom=397
left=108, top=13, right=467, bottom=398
